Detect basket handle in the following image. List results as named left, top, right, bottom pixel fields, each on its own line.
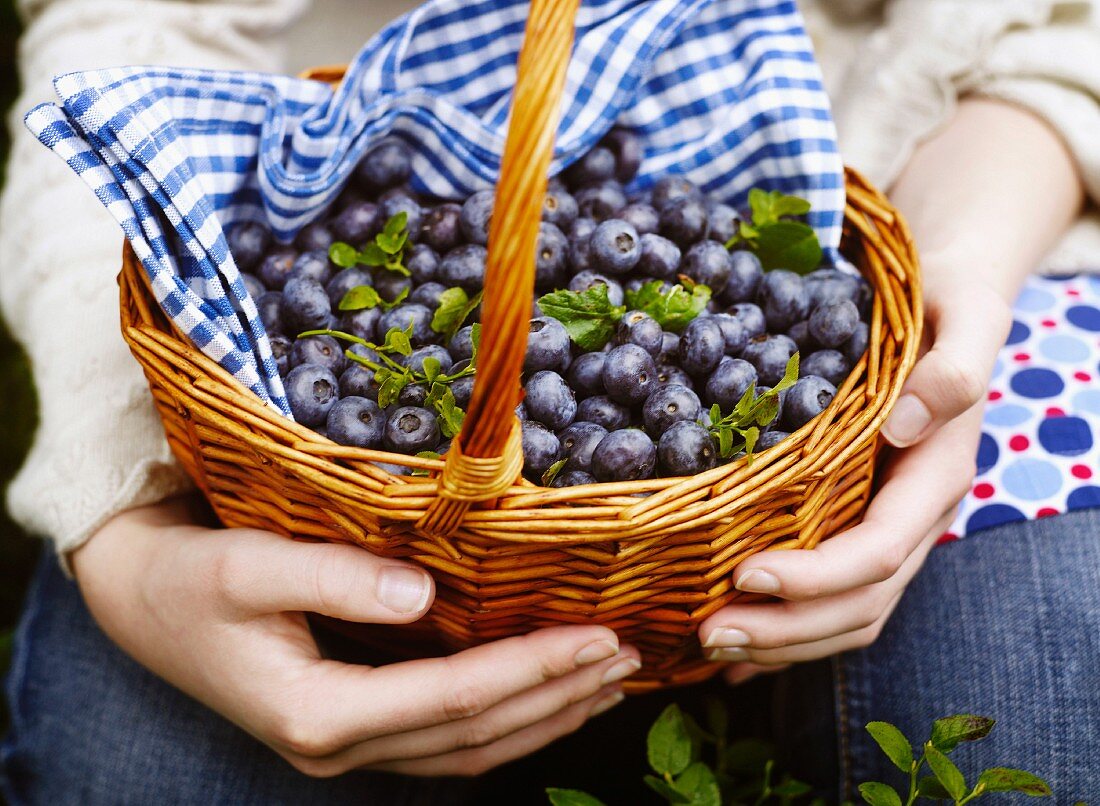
left=417, top=0, right=581, bottom=537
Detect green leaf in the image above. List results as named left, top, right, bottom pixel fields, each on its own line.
left=376, top=370, right=409, bottom=409
left=383, top=287, right=411, bottom=310
left=925, top=745, right=967, bottom=801
left=431, top=386, right=466, bottom=438
left=421, top=356, right=442, bottom=384
left=624, top=281, right=711, bottom=333
left=541, top=458, right=567, bottom=487
left=380, top=327, right=414, bottom=357
left=724, top=738, right=775, bottom=776
left=774, top=352, right=800, bottom=393
left=865, top=722, right=914, bottom=773
left=359, top=242, right=389, bottom=267
left=976, top=768, right=1052, bottom=797
left=749, top=188, right=812, bottom=227
left=930, top=715, right=995, bottom=753
left=752, top=221, right=822, bottom=275
left=383, top=211, right=408, bottom=238
left=644, top=775, right=692, bottom=804
left=915, top=776, right=951, bottom=800
left=431, top=287, right=470, bottom=335
left=545, top=788, right=608, bottom=806
left=328, top=241, right=359, bottom=268
left=773, top=778, right=813, bottom=797
left=376, top=230, right=407, bottom=254
left=858, top=782, right=902, bottom=806
left=673, top=762, right=721, bottom=806
left=648, top=704, right=694, bottom=777
left=339, top=284, right=383, bottom=311
left=411, top=450, right=443, bottom=477
left=538, top=285, right=625, bottom=351
left=741, top=426, right=759, bottom=460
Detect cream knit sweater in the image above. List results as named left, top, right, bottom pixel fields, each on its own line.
left=2, top=0, right=1098, bottom=559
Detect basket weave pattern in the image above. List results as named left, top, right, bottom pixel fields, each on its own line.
left=118, top=8, right=921, bottom=690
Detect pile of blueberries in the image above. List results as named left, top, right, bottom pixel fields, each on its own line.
left=227, top=131, right=871, bottom=486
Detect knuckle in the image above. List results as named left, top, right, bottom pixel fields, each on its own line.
left=206, top=542, right=257, bottom=609
left=928, top=351, right=985, bottom=412
left=870, top=542, right=905, bottom=582
left=456, top=717, right=504, bottom=750
left=282, top=753, right=342, bottom=779
left=269, top=712, right=338, bottom=760
left=442, top=674, right=494, bottom=722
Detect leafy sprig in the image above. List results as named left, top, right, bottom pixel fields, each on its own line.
left=431, top=287, right=484, bottom=342
left=624, top=280, right=711, bottom=333
left=726, top=189, right=822, bottom=275
left=707, top=353, right=799, bottom=460
left=329, top=211, right=412, bottom=276
left=338, top=284, right=409, bottom=313
left=537, top=284, right=626, bottom=351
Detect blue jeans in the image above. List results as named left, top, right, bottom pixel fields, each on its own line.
left=4, top=508, right=1098, bottom=804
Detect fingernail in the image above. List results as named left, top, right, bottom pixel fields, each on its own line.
left=707, top=647, right=749, bottom=662
left=574, top=639, right=619, bottom=666
left=703, top=627, right=750, bottom=648
left=377, top=567, right=431, bottom=614
left=882, top=394, right=931, bottom=447
left=589, top=690, right=625, bottom=717
left=735, top=569, right=780, bottom=594
left=601, top=656, right=642, bottom=685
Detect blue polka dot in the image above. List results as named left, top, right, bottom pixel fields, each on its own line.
left=1014, top=286, right=1057, bottom=313
left=1001, top=458, right=1064, bottom=501
left=990, top=357, right=1005, bottom=380
left=1010, top=368, right=1065, bottom=399
left=1037, top=416, right=1093, bottom=457
left=1005, top=320, right=1030, bottom=345
left=966, top=503, right=1027, bottom=533
left=1038, top=334, right=1090, bottom=363
left=1067, top=486, right=1100, bottom=512
left=984, top=404, right=1033, bottom=427
left=1072, top=389, right=1100, bottom=416
left=976, top=433, right=999, bottom=474
left=1066, top=304, right=1100, bottom=332
left=1087, top=276, right=1100, bottom=296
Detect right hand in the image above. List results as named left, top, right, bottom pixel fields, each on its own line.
left=72, top=498, right=639, bottom=778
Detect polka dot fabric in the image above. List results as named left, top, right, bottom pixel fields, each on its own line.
left=943, top=275, right=1100, bottom=542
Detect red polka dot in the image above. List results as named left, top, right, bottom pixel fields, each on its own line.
left=1074, top=372, right=1091, bottom=382
left=973, top=483, right=995, bottom=499
left=1009, top=435, right=1030, bottom=451
left=1041, top=319, right=1057, bottom=328
left=1013, top=352, right=1030, bottom=362
left=936, top=532, right=959, bottom=546
left=988, top=390, right=1003, bottom=401
left=1067, top=289, right=1080, bottom=297
left=1071, top=465, right=1093, bottom=480
left=1037, top=507, right=1060, bottom=518
left=1046, top=407, right=1065, bottom=417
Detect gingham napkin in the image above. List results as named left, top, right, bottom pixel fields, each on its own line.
left=25, top=0, right=845, bottom=417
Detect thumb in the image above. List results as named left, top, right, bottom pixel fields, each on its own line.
left=219, top=530, right=435, bottom=623
left=881, top=290, right=1010, bottom=448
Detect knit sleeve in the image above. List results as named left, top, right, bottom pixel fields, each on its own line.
left=0, top=0, right=307, bottom=566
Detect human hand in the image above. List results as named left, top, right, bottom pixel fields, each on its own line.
left=72, top=499, right=639, bottom=777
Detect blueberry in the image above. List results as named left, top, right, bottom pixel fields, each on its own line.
left=281, top=277, right=333, bottom=333
left=378, top=304, right=436, bottom=346
left=524, top=370, right=577, bottom=431
left=332, top=200, right=380, bottom=245
left=326, top=396, right=385, bottom=448
left=542, top=188, right=579, bottom=229
left=659, top=196, right=709, bottom=247
left=409, top=281, right=449, bottom=310
left=515, top=402, right=528, bottom=421
left=521, top=421, right=562, bottom=480
left=566, top=352, right=606, bottom=399
left=460, top=189, right=494, bottom=245
left=618, top=203, right=660, bottom=235
left=720, top=251, right=764, bottom=304
left=269, top=333, right=292, bottom=375
left=439, top=244, right=488, bottom=291
left=384, top=406, right=441, bottom=454
left=357, top=137, right=412, bottom=191
left=706, top=203, right=739, bottom=245
left=756, top=430, right=790, bottom=451
left=589, top=219, right=641, bottom=276
left=535, top=222, right=569, bottom=288
left=450, top=374, right=475, bottom=407
left=567, top=217, right=597, bottom=271
left=727, top=302, right=766, bottom=339
left=635, top=234, right=681, bottom=280
left=808, top=299, right=860, bottom=348
left=741, top=334, right=798, bottom=386
left=757, top=269, right=810, bottom=331
left=804, top=268, right=861, bottom=309
left=855, top=278, right=874, bottom=319
left=568, top=270, right=624, bottom=307
left=284, top=363, right=339, bottom=426
left=576, top=395, right=631, bottom=431
left=704, top=357, right=758, bottom=411
left=551, top=470, right=598, bottom=488
left=398, top=383, right=429, bottom=408
left=655, top=363, right=694, bottom=390
left=379, top=191, right=422, bottom=236
left=373, top=270, right=413, bottom=304
left=258, top=247, right=298, bottom=291
left=601, top=128, right=644, bottom=184
left=290, top=249, right=334, bottom=286
left=650, top=176, right=702, bottom=210
left=240, top=272, right=265, bottom=300
left=842, top=322, right=869, bottom=365
left=710, top=313, right=749, bottom=355
left=295, top=222, right=334, bottom=253
left=340, top=362, right=379, bottom=400
left=227, top=221, right=271, bottom=270
left=326, top=267, right=373, bottom=308
left=782, top=375, right=836, bottom=431
left=558, top=421, right=608, bottom=473
left=643, top=383, right=702, bottom=437
left=448, top=325, right=477, bottom=363
left=575, top=183, right=626, bottom=221
left=786, top=320, right=816, bottom=353
left=564, top=146, right=616, bottom=187
left=257, top=291, right=285, bottom=335
left=339, top=307, right=381, bottom=342
left=591, top=429, right=657, bottom=482
left=602, top=344, right=657, bottom=406
left=657, top=332, right=681, bottom=363
left=418, top=203, right=463, bottom=253
left=525, top=317, right=572, bottom=374
left=800, top=349, right=851, bottom=387
left=679, top=241, right=730, bottom=292
left=616, top=310, right=663, bottom=357
left=678, top=317, right=724, bottom=377
left=401, top=344, right=454, bottom=376
left=658, top=421, right=717, bottom=477
left=406, top=243, right=440, bottom=285
left=290, top=334, right=346, bottom=374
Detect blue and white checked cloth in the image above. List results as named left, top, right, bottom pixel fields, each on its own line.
left=26, top=0, right=845, bottom=417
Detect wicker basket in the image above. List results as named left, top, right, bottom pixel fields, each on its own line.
left=118, top=0, right=922, bottom=691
